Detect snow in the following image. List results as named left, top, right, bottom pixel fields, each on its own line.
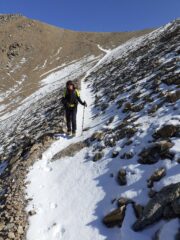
left=94, top=19, right=179, bottom=71
left=49, top=47, right=63, bottom=64
left=158, top=219, right=179, bottom=240
left=0, top=74, right=28, bottom=115
left=0, top=55, right=99, bottom=123
left=40, top=59, right=48, bottom=69
left=40, top=64, right=67, bottom=78
left=53, top=47, right=62, bottom=57
left=0, top=161, right=7, bottom=176
left=97, top=44, right=111, bottom=54
left=9, top=57, right=27, bottom=73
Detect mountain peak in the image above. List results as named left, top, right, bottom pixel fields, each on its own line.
left=0, top=13, right=24, bottom=24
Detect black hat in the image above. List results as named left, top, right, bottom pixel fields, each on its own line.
left=66, top=80, right=74, bottom=87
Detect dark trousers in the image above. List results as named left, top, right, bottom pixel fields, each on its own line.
left=65, top=107, right=77, bottom=132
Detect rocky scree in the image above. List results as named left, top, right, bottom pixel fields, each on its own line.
left=85, top=19, right=180, bottom=233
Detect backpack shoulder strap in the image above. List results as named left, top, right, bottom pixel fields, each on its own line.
left=64, top=88, right=67, bottom=97
left=75, top=89, right=80, bottom=97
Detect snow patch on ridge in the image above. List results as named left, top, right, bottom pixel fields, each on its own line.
left=97, top=44, right=111, bottom=54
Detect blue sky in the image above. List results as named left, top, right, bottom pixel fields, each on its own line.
left=0, top=0, right=179, bottom=32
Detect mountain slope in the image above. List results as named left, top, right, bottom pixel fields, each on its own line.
left=0, top=16, right=179, bottom=240
left=25, top=19, right=180, bottom=240
left=0, top=14, right=152, bottom=117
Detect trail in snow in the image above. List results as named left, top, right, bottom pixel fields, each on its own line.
left=25, top=80, right=111, bottom=240
left=26, top=79, right=168, bottom=240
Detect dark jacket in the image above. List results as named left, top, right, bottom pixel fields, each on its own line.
left=62, top=88, right=84, bottom=108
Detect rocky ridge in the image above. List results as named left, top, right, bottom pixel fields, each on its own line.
left=83, top=19, right=180, bottom=237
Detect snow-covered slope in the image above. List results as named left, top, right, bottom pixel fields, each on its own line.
left=25, top=19, right=180, bottom=240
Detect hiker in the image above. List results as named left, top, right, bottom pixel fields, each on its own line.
left=62, top=80, right=87, bottom=136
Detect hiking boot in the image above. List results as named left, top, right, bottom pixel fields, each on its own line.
left=72, top=131, right=76, bottom=136
left=67, top=130, right=71, bottom=136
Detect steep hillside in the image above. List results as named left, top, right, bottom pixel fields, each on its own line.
left=0, top=16, right=179, bottom=240
left=25, top=19, right=180, bottom=240
left=0, top=14, right=151, bottom=117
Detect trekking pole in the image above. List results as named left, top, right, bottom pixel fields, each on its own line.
left=63, top=108, right=66, bottom=133
left=81, top=106, right=85, bottom=136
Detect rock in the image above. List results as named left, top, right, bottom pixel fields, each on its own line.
left=172, top=197, right=180, bottom=215
left=18, top=225, right=24, bottom=235
left=123, top=102, right=132, bottom=112
left=153, top=124, right=179, bottom=139
left=104, top=136, right=116, bottom=147
left=162, top=76, right=180, bottom=85
left=166, top=90, right=180, bottom=103
left=28, top=210, right=36, bottom=216
left=133, top=203, right=144, bottom=219
left=138, top=140, right=174, bottom=164
left=52, top=141, right=87, bottom=161
left=91, top=131, right=104, bottom=142
left=93, top=152, right=104, bottom=162
left=8, top=232, right=15, bottom=239
left=106, top=116, right=114, bottom=125
left=132, top=182, right=180, bottom=231
left=112, top=151, right=119, bottom=158
left=101, top=103, right=109, bottom=111
left=117, top=169, right=127, bottom=186
left=175, top=229, right=180, bottom=240
left=124, top=140, right=133, bottom=146
left=117, top=197, right=133, bottom=207
left=147, top=167, right=166, bottom=188
left=131, top=92, right=140, bottom=102
left=116, top=99, right=125, bottom=108
left=7, top=42, right=22, bottom=59
left=143, top=95, right=153, bottom=103
left=111, top=198, right=116, bottom=204
left=114, top=126, right=137, bottom=141
left=163, top=204, right=177, bottom=219
left=103, top=205, right=126, bottom=227
left=131, top=104, right=144, bottom=112
left=148, top=104, right=158, bottom=114
left=0, top=222, right=5, bottom=231
left=148, top=189, right=157, bottom=198
left=6, top=223, right=15, bottom=230
left=120, top=151, right=134, bottom=159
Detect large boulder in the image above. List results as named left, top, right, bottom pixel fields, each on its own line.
left=132, top=182, right=180, bottom=231
left=138, top=140, right=174, bottom=164
left=153, top=125, right=180, bottom=139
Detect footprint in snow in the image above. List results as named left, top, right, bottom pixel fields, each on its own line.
left=48, top=223, right=66, bottom=238
left=43, top=165, right=52, bottom=172
left=49, top=202, right=58, bottom=209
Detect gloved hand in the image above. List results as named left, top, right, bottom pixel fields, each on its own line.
left=83, top=101, right=87, bottom=107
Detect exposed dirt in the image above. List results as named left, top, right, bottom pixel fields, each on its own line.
left=0, top=14, right=153, bottom=117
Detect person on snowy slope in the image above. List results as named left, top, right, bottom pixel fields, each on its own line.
left=62, top=80, right=87, bottom=136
